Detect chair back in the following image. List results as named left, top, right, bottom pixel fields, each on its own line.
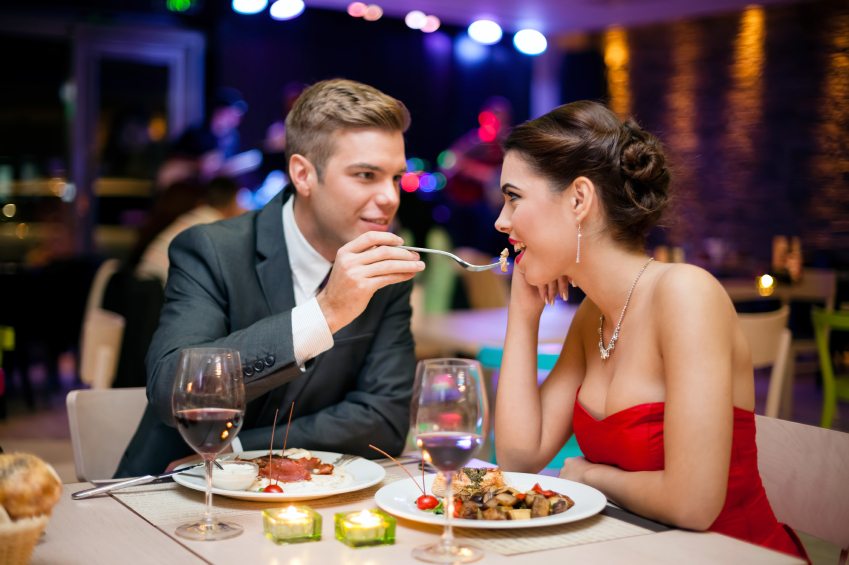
left=812, top=307, right=849, bottom=428
left=737, top=306, right=792, bottom=418
left=421, top=227, right=457, bottom=314
left=66, top=387, right=148, bottom=481
left=755, top=414, right=849, bottom=558
left=79, top=259, right=125, bottom=388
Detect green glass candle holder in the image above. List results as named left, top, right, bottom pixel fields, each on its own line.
left=334, top=509, right=396, bottom=547
left=262, top=505, right=322, bottom=544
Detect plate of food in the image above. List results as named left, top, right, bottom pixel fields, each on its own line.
left=374, top=467, right=606, bottom=529
left=173, top=449, right=385, bottom=501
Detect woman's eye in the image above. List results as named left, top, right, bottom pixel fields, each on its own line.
left=505, top=191, right=519, bottom=202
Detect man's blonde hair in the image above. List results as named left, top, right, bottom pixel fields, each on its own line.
left=285, top=79, right=411, bottom=179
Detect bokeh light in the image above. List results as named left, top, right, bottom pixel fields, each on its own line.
left=455, top=34, right=487, bottom=63
left=232, top=0, right=268, bottom=15
left=363, top=4, right=383, bottom=21
left=270, top=0, right=304, bottom=20
left=2, top=203, right=16, bottom=218
left=347, top=2, right=366, bottom=17
left=468, top=19, right=502, bottom=45
left=419, top=173, right=437, bottom=192
left=400, top=172, right=420, bottom=192
left=437, top=149, right=456, bottom=170
left=421, top=15, right=441, bottom=33
left=405, top=10, right=427, bottom=29
left=513, top=29, right=547, bottom=55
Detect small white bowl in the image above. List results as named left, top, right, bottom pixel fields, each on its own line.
left=212, top=461, right=259, bottom=491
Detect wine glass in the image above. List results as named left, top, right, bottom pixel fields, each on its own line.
left=172, top=347, right=245, bottom=541
left=411, top=358, right=489, bottom=563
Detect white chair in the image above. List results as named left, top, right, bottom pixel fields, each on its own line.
left=79, top=259, right=125, bottom=388
left=66, top=388, right=148, bottom=481
left=738, top=306, right=792, bottom=418
left=756, top=415, right=849, bottom=563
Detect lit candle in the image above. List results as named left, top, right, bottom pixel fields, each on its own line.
left=262, top=505, right=321, bottom=544
left=757, top=274, right=776, bottom=297
left=334, top=509, right=396, bottom=547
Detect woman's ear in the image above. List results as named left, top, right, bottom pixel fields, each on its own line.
left=288, top=154, right=316, bottom=196
left=571, top=176, right=596, bottom=223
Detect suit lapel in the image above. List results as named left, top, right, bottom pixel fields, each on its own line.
left=256, top=188, right=295, bottom=315
left=254, top=187, right=327, bottom=429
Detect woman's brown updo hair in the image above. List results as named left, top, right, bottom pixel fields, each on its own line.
left=503, top=100, right=670, bottom=249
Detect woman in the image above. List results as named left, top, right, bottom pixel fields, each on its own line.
left=493, top=100, right=806, bottom=559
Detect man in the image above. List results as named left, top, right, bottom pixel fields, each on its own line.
left=116, top=79, right=423, bottom=476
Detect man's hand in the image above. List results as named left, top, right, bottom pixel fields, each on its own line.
left=317, top=231, right=424, bottom=334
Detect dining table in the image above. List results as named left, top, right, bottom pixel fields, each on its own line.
left=34, top=459, right=804, bottom=565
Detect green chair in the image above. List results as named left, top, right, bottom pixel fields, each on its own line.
left=420, top=227, right=457, bottom=314
left=477, top=344, right=583, bottom=470
left=811, top=308, right=849, bottom=428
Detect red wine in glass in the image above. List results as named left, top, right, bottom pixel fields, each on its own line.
left=172, top=348, right=245, bottom=541
left=175, top=408, right=243, bottom=455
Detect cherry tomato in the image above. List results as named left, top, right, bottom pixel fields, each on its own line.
left=263, top=484, right=284, bottom=493
left=515, top=493, right=526, bottom=501
left=416, top=494, right=439, bottom=510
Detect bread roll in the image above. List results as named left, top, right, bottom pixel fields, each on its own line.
left=0, top=453, right=62, bottom=520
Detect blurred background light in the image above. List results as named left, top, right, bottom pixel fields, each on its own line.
left=270, top=0, right=304, bottom=20
left=166, top=0, right=193, bottom=12
left=421, top=15, right=441, bottom=33
left=455, top=34, right=487, bottom=63
left=232, top=0, right=268, bottom=15
left=436, top=149, right=456, bottom=170
left=400, top=172, right=420, bottom=192
left=347, top=1, right=366, bottom=17
left=2, top=203, right=15, bottom=218
left=419, top=173, right=437, bottom=192
left=513, top=29, right=547, bottom=55
left=406, top=157, right=425, bottom=172
left=468, top=19, right=502, bottom=45
left=405, top=10, right=427, bottom=29
left=363, top=4, right=383, bottom=21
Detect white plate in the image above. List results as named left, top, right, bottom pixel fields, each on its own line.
left=173, top=450, right=385, bottom=501
left=374, top=472, right=606, bottom=529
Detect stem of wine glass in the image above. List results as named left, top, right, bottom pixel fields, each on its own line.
left=441, top=471, right=456, bottom=552
left=203, top=457, right=214, bottom=527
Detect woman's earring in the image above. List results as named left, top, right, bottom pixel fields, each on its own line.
left=576, top=223, right=582, bottom=264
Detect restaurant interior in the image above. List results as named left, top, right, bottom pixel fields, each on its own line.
left=1, top=0, right=848, bottom=563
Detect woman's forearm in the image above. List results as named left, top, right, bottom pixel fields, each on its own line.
left=494, top=310, right=547, bottom=470
left=581, top=463, right=724, bottom=531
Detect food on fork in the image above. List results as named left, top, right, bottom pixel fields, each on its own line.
left=0, top=453, right=62, bottom=521
left=426, top=467, right=574, bottom=520
left=499, top=248, right=510, bottom=272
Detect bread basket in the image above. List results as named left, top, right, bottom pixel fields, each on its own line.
left=0, top=513, right=50, bottom=565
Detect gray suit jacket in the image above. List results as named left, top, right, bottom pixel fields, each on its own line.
left=115, top=189, right=415, bottom=477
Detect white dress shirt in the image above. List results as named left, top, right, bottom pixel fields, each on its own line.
left=283, top=196, right=334, bottom=366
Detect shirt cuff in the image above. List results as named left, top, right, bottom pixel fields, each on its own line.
left=292, top=296, right=334, bottom=367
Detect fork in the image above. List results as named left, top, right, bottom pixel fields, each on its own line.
left=398, top=246, right=506, bottom=272
left=330, top=453, right=359, bottom=467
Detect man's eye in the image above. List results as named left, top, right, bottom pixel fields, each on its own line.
left=393, top=175, right=403, bottom=186
left=356, top=171, right=375, bottom=180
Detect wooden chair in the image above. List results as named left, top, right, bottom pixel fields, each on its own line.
left=66, top=387, right=148, bottom=481
left=737, top=306, right=792, bottom=418
left=812, top=307, right=849, bottom=428
left=756, top=414, right=849, bottom=563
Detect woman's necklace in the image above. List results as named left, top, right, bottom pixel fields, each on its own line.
left=598, top=257, right=654, bottom=360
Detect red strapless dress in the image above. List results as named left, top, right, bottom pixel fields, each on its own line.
left=573, top=392, right=808, bottom=560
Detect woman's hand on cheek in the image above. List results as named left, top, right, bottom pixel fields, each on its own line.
left=560, top=456, right=593, bottom=483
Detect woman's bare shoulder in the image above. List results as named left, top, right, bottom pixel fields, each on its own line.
left=652, top=263, right=734, bottom=317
